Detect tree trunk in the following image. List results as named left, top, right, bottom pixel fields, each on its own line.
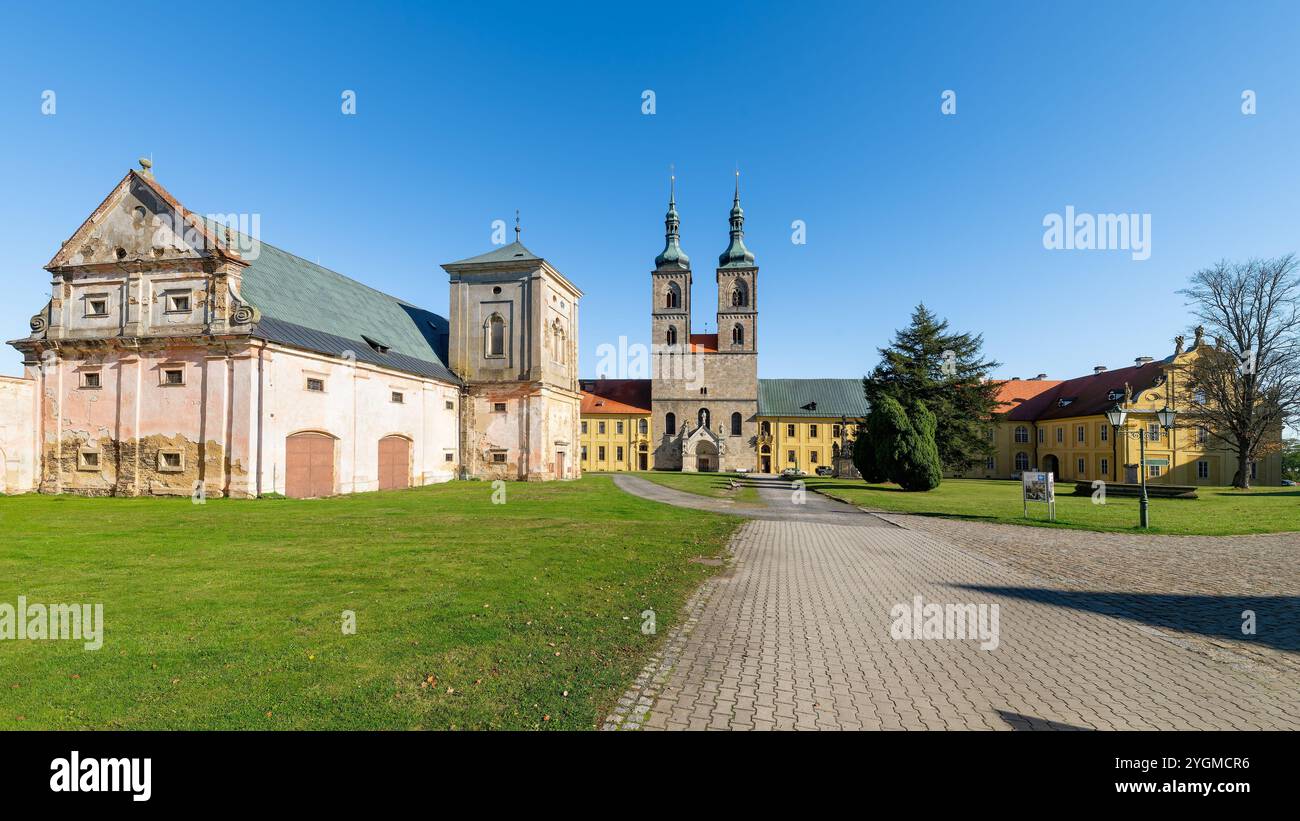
left=1233, top=443, right=1251, bottom=489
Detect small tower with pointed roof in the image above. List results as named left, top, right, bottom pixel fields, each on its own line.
left=716, top=170, right=757, bottom=354
left=651, top=173, right=692, bottom=351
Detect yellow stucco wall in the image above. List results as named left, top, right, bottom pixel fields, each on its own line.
left=579, top=413, right=652, bottom=471
left=756, top=417, right=859, bottom=474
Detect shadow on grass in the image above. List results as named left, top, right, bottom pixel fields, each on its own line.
left=957, top=585, right=1300, bottom=652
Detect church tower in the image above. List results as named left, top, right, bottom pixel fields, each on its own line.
left=650, top=175, right=691, bottom=350
left=716, top=171, right=757, bottom=353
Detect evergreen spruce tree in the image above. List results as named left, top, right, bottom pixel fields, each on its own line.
left=863, top=304, right=1001, bottom=473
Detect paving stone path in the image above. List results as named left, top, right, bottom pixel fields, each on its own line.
left=606, top=474, right=1300, bottom=730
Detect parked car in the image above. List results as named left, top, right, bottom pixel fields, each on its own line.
left=815, top=466, right=834, bottom=476
left=734, top=467, right=750, bottom=475
left=781, top=467, right=806, bottom=478
left=1283, top=479, right=1296, bottom=486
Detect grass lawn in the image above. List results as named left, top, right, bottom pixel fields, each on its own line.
left=805, top=477, right=1300, bottom=536
left=632, top=471, right=764, bottom=506
left=0, top=476, right=740, bottom=730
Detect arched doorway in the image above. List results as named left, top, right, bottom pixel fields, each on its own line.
left=638, top=442, right=648, bottom=471
left=760, top=445, right=771, bottom=474
left=378, top=435, right=411, bottom=490
left=1042, top=454, right=1060, bottom=478
left=286, top=432, right=335, bottom=498
left=696, top=441, right=718, bottom=472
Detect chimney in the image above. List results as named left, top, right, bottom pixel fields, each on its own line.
left=1135, top=356, right=1153, bottom=367
left=1034, top=373, right=1047, bottom=380
left=1093, top=365, right=1107, bottom=374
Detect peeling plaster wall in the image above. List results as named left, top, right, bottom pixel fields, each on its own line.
left=0, top=375, right=37, bottom=494
left=256, top=345, right=459, bottom=495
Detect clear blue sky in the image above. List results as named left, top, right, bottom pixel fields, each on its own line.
left=2, top=1, right=1298, bottom=382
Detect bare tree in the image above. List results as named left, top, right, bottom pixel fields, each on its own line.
left=1177, top=255, right=1300, bottom=488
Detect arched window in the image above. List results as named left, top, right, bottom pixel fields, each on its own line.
left=665, top=412, right=676, bottom=435
left=1015, top=452, right=1029, bottom=471
left=486, top=314, right=506, bottom=358
left=665, top=282, right=681, bottom=309
left=731, top=280, right=748, bottom=307
left=731, top=323, right=744, bottom=346
left=1014, top=425, right=1029, bottom=444
left=638, top=418, right=648, bottom=434
left=760, top=420, right=771, bottom=436
left=697, top=408, right=710, bottom=430
left=730, top=412, right=742, bottom=436
left=666, top=325, right=677, bottom=346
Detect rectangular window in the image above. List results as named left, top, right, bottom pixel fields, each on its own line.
left=444, top=452, right=454, bottom=462
left=1100, top=457, right=1109, bottom=477
left=1197, top=426, right=1208, bottom=444
left=598, top=421, right=606, bottom=434
left=1037, top=428, right=1045, bottom=444
left=787, top=450, right=796, bottom=462
left=1197, top=460, right=1209, bottom=479
left=1055, top=427, right=1063, bottom=443
left=598, top=446, right=606, bottom=461
left=616, top=421, right=624, bottom=435
left=581, top=446, right=588, bottom=461
left=162, top=368, right=185, bottom=386
left=493, top=402, right=507, bottom=412
left=78, top=450, right=100, bottom=470
left=1076, top=425, right=1085, bottom=443
left=445, top=400, right=455, bottom=410
left=159, top=450, right=183, bottom=472
left=1147, top=422, right=1160, bottom=442
left=787, top=424, right=796, bottom=437
left=810, top=450, right=818, bottom=464
left=306, top=377, right=325, bottom=392
left=85, top=295, right=109, bottom=317
left=1148, top=464, right=1162, bottom=478
left=1077, top=457, right=1086, bottom=476
left=1100, top=424, right=1108, bottom=442
left=616, top=446, right=624, bottom=461
left=166, top=292, right=191, bottom=313
left=391, top=391, right=404, bottom=404
left=492, top=451, right=507, bottom=464
left=832, top=425, right=842, bottom=439
left=581, top=421, right=588, bottom=434
left=809, top=424, right=818, bottom=438
left=81, top=371, right=102, bottom=389
left=985, top=456, right=996, bottom=470
left=638, top=419, right=648, bottom=434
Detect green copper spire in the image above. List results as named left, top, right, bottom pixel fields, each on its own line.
left=718, top=169, right=755, bottom=268
left=655, top=172, right=690, bottom=269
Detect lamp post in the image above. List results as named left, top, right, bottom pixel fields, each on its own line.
left=1106, top=402, right=1177, bottom=529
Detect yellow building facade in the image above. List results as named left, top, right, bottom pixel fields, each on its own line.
left=964, top=340, right=1282, bottom=487
left=578, top=380, right=652, bottom=472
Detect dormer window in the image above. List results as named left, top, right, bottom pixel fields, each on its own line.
left=85, top=295, right=109, bottom=317
left=363, top=335, right=390, bottom=354
left=1057, top=397, right=1075, bottom=408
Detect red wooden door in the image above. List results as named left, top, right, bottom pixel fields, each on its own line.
left=378, top=436, right=410, bottom=490
left=286, top=433, right=335, bottom=498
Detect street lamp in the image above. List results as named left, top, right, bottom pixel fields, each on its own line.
left=1106, top=402, right=1178, bottom=529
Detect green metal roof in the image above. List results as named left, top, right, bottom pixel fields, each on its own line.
left=208, top=223, right=452, bottom=376
left=444, top=240, right=542, bottom=268
left=758, top=378, right=868, bottom=418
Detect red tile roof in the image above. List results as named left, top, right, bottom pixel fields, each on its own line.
left=1005, top=361, right=1171, bottom=422
left=992, top=379, right=1062, bottom=414
left=579, top=379, right=652, bottom=414
left=689, top=333, right=718, bottom=353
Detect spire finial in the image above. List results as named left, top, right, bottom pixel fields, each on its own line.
left=138, top=156, right=153, bottom=177
left=670, top=163, right=676, bottom=206
left=514, top=209, right=521, bottom=241
left=734, top=166, right=740, bottom=201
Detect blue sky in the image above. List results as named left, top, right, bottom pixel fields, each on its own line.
left=2, top=1, right=1298, bottom=382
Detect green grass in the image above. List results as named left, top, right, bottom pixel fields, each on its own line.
left=632, top=471, right=764, bottom=506
left=805, top=477, right=1300, bottom=536
left=0, top=477, right=740, bottom=730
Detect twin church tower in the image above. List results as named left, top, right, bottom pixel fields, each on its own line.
left=649, top=173, right=760, bottom=472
